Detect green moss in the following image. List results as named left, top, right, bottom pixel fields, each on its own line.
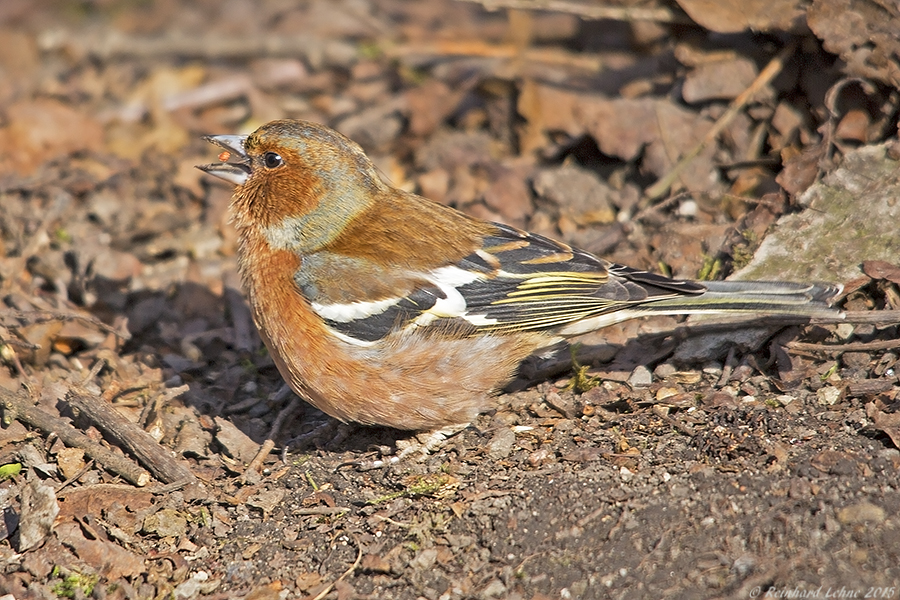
left=51, top=569, right=98, bottom=598
left=366, top=474, right=456, bottom=505
left=735, top=145, right=900, bottom=283
left=566, top=344, right=600, bottom=393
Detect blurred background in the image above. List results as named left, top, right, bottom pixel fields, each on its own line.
left=1, top=1, right=899, bottom=599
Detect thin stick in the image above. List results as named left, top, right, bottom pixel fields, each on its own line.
left=243, top=395, right=303, bottom=478
left=38, top=29, right=354, bottom=63
left=1, top=308, right=130, bottom=340
left=55, top=459, right=96, bottom=493
left=458, top=0, right=689, bottom=23
left=66, top=388, right=197, bottom=485
left=787, top=338, right=900, bottom=354
left=387, top=40, right=604, bottom=71
left=295, top=507, right=352, bottom=516
left=311, top=533, right=363, bottom=600
left=644, top=43, right=797, bottom=200
left=0, top=387, right=150, bottom=487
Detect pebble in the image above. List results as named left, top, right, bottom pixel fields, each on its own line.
left=836, top=501, right=886, bottom=525
left=702, top=361, right=723, bottom=376
left=486, top=427, right=516, bottom=460
left=816, top=386, right=842, bottom=406
left=653, top=362, right=677, bottom=378
left=676, top=199, right=698, bottom=217
left=628, top=365, right=653, bottom=387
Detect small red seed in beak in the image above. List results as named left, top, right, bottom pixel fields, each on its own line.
left=218, top=151, right=231, bottom=162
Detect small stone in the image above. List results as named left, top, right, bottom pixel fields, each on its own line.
left=837, top=501, right=886, bottom=525
left=656, top=387, right=679, bottom=401
left=653, top=363, right=677, bottom=378
left=835, top=323, right=855, bottom=340
left=672, top=371, right=702, bottom=384
left=628, top=365, right=653, bottom=387
left=544, top=391, right=576, bottom=418
left=143, top=508, right=188, bottom=538
left=410, top=548, right=438, bottom=571
left=246, top=489, right=286, bottom=514
left=486, top=427, right=516, bottom=460
left=676, top=199, right=698, bottom=218
left=702, top=362, right=723, bottom=376
left=173, top=571, right=210, bottom=600
left=775, top=394, right=796, bottom=406
left=214, top=417, right=261, bottom=465
left=732, top=554, right=756, bottom=577
left=816, top=386, right=842, bottom=406
left=480, top=579, right=507, bottom=599
left=528, top=447, right=555, bottom=467
left=532, top=164, right=616, bottom=226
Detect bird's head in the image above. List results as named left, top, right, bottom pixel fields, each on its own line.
left=198, top=119, right=383, bottom=253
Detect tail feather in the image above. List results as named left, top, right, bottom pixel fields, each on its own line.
left=641, top=281, right=843, bottom=318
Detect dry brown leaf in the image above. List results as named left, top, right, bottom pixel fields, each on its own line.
left=0, top=99, right=104, bottom=177
left=675, top=0, right=806, bottom=33
left=16, top=479, right=60, bottom=552
left=862, top=260, right=900, bottom=284
left=482, top=163, right=533, bottom=225
left=519, top=81, right=717, bottom=190
left=776, top=142, right=825, bottom=196
left=867, top=401, right=900, bottom=449
left=55, top=447, right=87, bottom=481
left=808, top=0, right=900, bottom=88
left=55, top=520, right=146, bottom=579
left=405, top=79, right=467, bottom=137
left=682, top=57, right=760, bottom=103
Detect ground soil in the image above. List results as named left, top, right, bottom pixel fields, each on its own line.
left=0, top=1, right=899, bottom=599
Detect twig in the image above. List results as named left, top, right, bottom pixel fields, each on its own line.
left=55, top=459, right=96, bottom=493
left=66, top=387, right=197, bottom=485
left=1, top=308, right=130, bottom=340
left=717, top=347, right=737, bottom=387
left=847, top=379, right=895, bottom=396
left=243, top=440, right=276, bottom=479
left=243, top=395, right=303, bottom=479
left=310, top=533, right=363, bottom=600
left=38, top=29, right=355, bottom=63
left=295, top=506, right=352, bottom=516
left=787, top=338, right=900, bottom=354
left=0, top=386, right=150, bottom=487
left=458, top=0, right=690, bottom=23
left=632, top=191, right=689, bottom=223
left=644, top=43, right=797, bottom=200
left=386, top=40, right=604, bottom=71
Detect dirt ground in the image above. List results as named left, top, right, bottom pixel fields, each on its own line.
left=1, top=1, right=899, bottom=599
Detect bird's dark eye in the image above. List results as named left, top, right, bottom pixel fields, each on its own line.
left=263, top=152, right=283, bottom=168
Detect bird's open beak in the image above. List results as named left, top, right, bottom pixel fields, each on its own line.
left=196, top=134, right=251, bottom=186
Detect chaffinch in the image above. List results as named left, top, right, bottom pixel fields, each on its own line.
left=198, top=119, right=840, bottom=431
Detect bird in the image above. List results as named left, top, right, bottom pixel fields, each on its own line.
left=197, top=119, right=841, bottom=432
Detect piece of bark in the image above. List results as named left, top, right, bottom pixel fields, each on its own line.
left=66, top=389, right=197, bottom=486
left=0, top=387, right=150, bottom=487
